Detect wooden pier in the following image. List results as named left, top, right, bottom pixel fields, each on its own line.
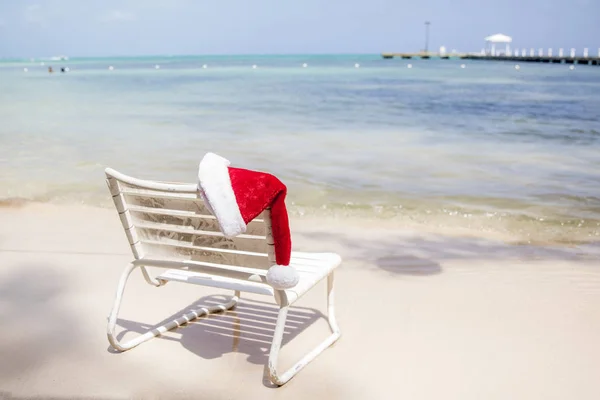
left=381, top=52, right=600, bottom=66
left=381, top=52, right=460, bottom=59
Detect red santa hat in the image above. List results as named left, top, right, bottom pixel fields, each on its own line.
left=197, top=152, right=299, bottom=290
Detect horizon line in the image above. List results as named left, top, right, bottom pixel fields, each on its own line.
left=0, top=52, right=391, bottom=60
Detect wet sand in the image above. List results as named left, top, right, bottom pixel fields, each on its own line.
left=0, top=204, right=599, bottom=400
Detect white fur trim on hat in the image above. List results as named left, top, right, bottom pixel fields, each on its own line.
left=198, top=153, right=246, bottom=237
left=266, top=265, right=299, bottom=290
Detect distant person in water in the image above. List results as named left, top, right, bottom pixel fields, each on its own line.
left=60, top=67, right=65, bottom=73
left=48, top=66, right=53, bottom=73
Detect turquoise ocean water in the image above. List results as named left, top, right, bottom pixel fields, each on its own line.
left=1, top=54, right=599, bottom=244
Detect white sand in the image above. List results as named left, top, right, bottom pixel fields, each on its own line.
left=0, top=203, right=599, bottom=399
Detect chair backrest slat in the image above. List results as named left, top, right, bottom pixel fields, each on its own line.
left=105, top=168, right=272, bottom=272
left=128, top=206, right=267, bottom=236
left=139, top=239, right=269, bottom=269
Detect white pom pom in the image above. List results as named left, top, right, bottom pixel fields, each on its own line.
left=266, top=265, right=299, bottom=290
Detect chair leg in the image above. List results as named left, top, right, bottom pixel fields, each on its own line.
left=326, top=271, right=341, bottom=336
left=107, top=262, right=239, bottom=352
left=267, top=271, right=341, bottom=386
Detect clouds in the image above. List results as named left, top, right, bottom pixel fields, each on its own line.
left=1, top=0, right=598, bottom=58
left=99, top=10, right=136, bottom=23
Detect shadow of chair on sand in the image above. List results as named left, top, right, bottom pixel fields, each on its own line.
left=111, top=294, right=326, bottom=386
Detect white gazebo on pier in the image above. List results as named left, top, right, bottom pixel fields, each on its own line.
left=485, top=33, right=512, bottom=56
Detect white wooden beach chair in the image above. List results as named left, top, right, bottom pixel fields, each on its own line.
left=105, top=168, right=342, bottom=385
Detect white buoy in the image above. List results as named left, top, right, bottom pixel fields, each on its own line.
left=302, top=63, right=308, bottom=68
left=569, top=65, right=575, bottom=70
left=515, top=64, right=520, bottom=70
left=23, top=68, right=28, bottom=72
left=65, top=67, right=70, bottom=72
left=252, top=64, right=257, bottom=69
left=155, top=64, right=160, bottom=69
left=202, top=64, right=207, bottom=69
left=108, top=66, right=114, bottom=70
left=407, top=64, right=412, bottom=68
left=460, top=64, right=466, bottom=69
left=40, top=62, right=45, bottom=66
left=354, top=63, right=360, bottom=68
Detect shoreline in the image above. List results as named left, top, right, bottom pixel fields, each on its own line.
left=2, top=200, right=600, bottom=250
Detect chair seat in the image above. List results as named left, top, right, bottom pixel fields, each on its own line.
left=156, top=251, right=341, bottom=304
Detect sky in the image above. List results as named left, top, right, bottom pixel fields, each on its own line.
left=0, top=0, right=598, bottom=58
